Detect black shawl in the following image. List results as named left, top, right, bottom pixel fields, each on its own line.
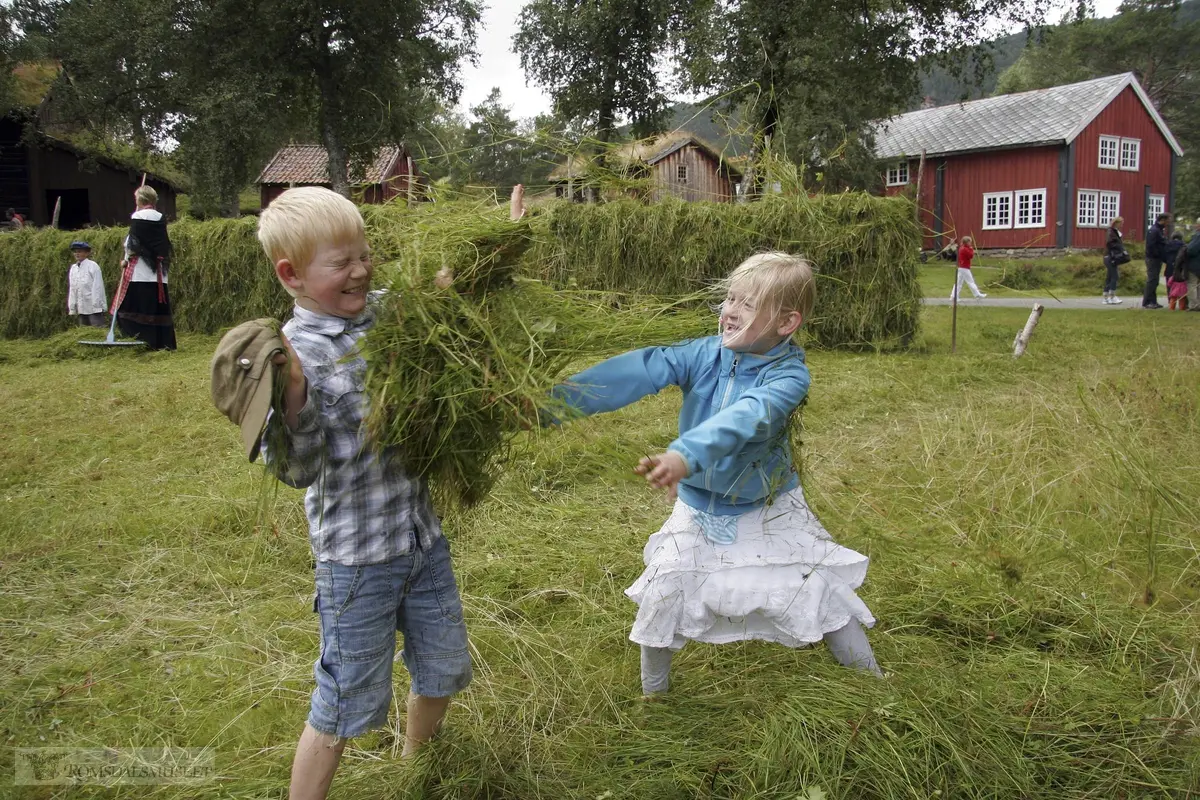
left=128, top=217, right=173, bottom=274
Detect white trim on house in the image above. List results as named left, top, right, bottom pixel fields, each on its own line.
left=1014, top=188, right=1047, bottom=228
left=1098, top=191, right=1121, bottom=227
left=1063, top=74, right=1183, bottom=157
left=983, top=192, right=1013, bottom=229
left=1098, top=136, right=1120, bottom=169
left=886, top=163, right=909, bottom=186
left=1077, top=190, right=1098, bottom=227
left=1148, top=194, right=1166, bottom=219
left=1119, top=138, right=1140, bottom=171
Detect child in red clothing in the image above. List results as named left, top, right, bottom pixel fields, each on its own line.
left=950, top=235, right=987, bottom=300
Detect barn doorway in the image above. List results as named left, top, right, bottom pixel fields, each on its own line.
left=45, top=189, right=90, bottom=229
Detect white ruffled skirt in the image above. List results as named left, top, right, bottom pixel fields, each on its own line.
left=625, top=486, right=875, bottom=650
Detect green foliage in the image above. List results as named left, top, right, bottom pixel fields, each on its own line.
left=514, top=0, right=676, bottom=142
left=528, top=196, right=922, bottom=348
left=1, top=194, right=921, bottom=347
left=0, top=218, right=289, bottom=338
left=674, top=0, right=1052, bottom=193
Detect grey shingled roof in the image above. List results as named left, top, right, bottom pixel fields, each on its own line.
left=874, top=73, right=1182, bottom=159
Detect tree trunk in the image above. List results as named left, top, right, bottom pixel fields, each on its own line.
left=313, top=26, right=349, bottom=198
left=219, top=184, right=240, bottom=218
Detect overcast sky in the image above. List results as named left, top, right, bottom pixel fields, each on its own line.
left=455, top=0, right=1126, bottom=122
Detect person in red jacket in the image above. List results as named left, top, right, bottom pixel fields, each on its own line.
left=950, top=235, right=987, bottom=300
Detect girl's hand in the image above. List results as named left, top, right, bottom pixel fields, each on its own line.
left=635, top=451, right=690, bottom=499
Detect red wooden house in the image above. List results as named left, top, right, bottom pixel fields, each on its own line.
left=257, top=144, right=420, bottom=208
left=874, top=73, right=1182, bottom=251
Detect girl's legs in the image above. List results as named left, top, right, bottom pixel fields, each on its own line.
left=823, top=621, right=883, bottom=677
left=1169, top=297, right=1178, bottom=311
left=962, top=269, right=986, bottom=298
left=640, top=645, right=673, bottom=695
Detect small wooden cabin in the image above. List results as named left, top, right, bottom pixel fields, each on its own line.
left=257, top=144, right=420, bottom=208
left=0, top=115, right=180, bottom=229
left=549, top=133, right=743, bottom=203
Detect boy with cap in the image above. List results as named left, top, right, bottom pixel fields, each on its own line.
left=67, top=241, right=107, bottom=327
left=251, top=187, right=470, bottom=800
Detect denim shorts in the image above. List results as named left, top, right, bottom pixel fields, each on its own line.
left=308, top=534, right=471, bottom=739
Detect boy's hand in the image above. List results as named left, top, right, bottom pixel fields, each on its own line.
left=272, top=334, right=307, bottom=430
left=510, top=184, right=526, bottom=221
left=635, top=451, right=690, bottom=500
left=434, top=267, right=454, bottom=289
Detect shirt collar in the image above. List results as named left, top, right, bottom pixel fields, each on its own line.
left=291, top=303, right=375, bottom=337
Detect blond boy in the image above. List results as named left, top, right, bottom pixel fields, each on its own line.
left=257, top=187, right=471, bottom=800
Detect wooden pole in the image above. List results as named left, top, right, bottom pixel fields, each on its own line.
left=406, top=156, right=415, bottom=205
left=50, top=196, right=61, bottom=229
left=951, top=274, right=958, bottom=354
left=1012, top=303, right=1045, bottom=358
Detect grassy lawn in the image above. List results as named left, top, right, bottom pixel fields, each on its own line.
left=2, top=307, right=1198, bottom=798
left=919, top=252, right=1148, bottom=299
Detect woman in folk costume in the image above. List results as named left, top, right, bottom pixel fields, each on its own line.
left=116, top=185, right=176, bottom=350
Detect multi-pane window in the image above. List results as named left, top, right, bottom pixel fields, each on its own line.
left=1148, top=194, right=1166, bottom=220
left=1099, top=136, right=1120, bottom=169
left=677, top=164, right=689, bottom=184
left=1120, top=139, right=1140, bottom=171
left=983, top=192, right=1013, bottom=229
left=1014, top=189, right=1046, bottom=228
left=1099, top=135, right=1141, bottom=171
left=886, top=163, right=909, bottom=186
left=1077, top=190, right=1098, bottom=227
left=1098, top=191, right=1121, bottom=226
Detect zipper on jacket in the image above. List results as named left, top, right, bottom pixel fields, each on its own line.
left=705, top=355, right=740, bottom=493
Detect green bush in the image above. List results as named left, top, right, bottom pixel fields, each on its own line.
left=0, top=194, right=922, bottom=348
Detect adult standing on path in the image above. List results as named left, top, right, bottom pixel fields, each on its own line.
left=116, top=185, right=176, bottom=350
left=1102, top=216, right=1126, bottom=305
left=1142, top=213, right=1168, bottom=309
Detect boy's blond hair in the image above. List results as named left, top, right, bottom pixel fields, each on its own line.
left=723, top=251, right=816, bottom=326
left=257, top=187, right=366, bottom=296
left=135, top=185, right=158, bottom=207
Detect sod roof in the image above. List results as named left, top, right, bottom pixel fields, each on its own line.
left=548, top=132, right=743, bottom=181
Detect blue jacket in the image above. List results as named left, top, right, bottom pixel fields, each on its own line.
left=551, top=335, right=811, bottom=515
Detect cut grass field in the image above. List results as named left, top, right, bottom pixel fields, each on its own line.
left=2, top=306, right=1198, bottom=799
left=919, top=252, right=1146, bottom=299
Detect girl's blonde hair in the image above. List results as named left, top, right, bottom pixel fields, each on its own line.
left=257, top=187, right=366, bottom=296
left=723, top=251, right=816, bottom=325
left=134, top=185, right=158, bottom=207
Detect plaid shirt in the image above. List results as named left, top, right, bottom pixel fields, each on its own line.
left=262, top=301, right=442, bottom=565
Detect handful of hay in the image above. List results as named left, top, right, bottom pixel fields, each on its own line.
left=361, top=204, right=708, bottom=507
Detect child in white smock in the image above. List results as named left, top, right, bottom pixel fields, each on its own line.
left=548, top=252, right=880, bottom=695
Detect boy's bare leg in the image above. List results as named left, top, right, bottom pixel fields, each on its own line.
left=402, top=692, right=452, bottom=757
left=289, top=723, right=346, bottom=800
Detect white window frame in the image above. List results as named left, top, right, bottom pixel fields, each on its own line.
left=1098, top=191, right=1121, bottom=227
left=983, top=191, right=1013, bottom=230
left=1119, top=138, right=1141, bottom=171
left=1077, top=190, right=1098, bottom=227
left=1014, top=188, right=1047, bottom=229
left=886, top=162, right=909, bottom=186
left=1098, top=136, right=1120, bottom=169
left=1148, top=194, right=1166, bottom=220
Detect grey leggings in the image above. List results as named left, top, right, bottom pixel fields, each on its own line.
left=640, top=620, right=881, bottom=695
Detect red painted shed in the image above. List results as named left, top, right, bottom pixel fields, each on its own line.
left=874, top=73, right=1182, bottom=251
left=257, top=144, right=420, bottom=208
